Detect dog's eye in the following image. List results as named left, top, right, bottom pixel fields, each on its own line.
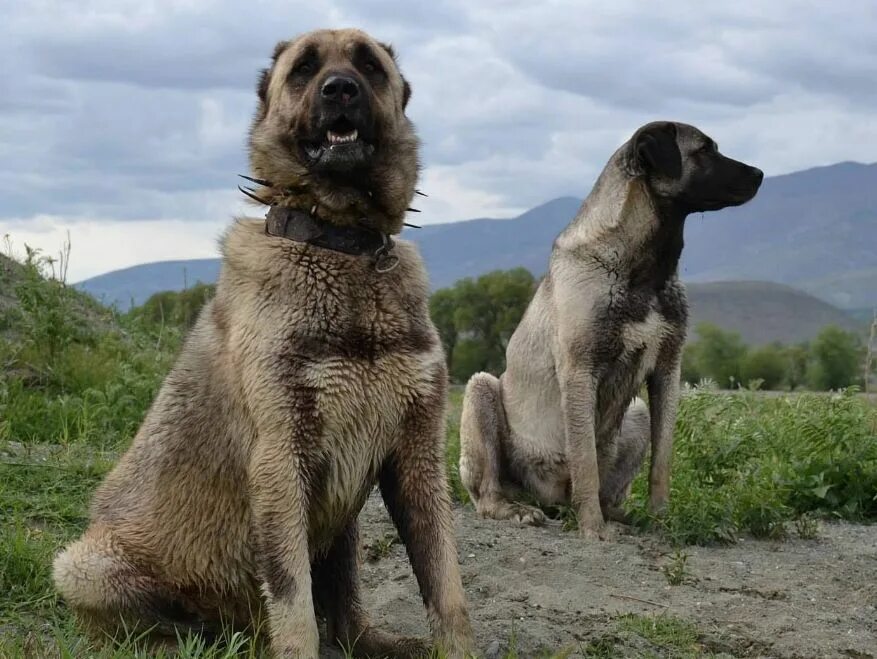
left=292, top=60, right=315, bottom=76
left=363, top=59, right=382, bottom=75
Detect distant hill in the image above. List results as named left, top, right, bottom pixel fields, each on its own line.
left=685, top=281, right=861, bottom=345
left=78, top=258, right=221, bottom=309
left=76, top=161, right=877, bottom=312
left=680, top=161, right=877, bottom=310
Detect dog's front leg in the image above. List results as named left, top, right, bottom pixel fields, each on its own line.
left=249, top=441, right=318, bottom=658
left=558, top=365, right=604, bottom=539
left=379, top=380, right=474, bottom=659
left=646, top=357, right=682, bottom=515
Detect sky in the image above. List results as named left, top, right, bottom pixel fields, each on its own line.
left=1, top=0, right=875, bottom=282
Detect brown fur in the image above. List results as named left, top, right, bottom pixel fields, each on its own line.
left=53, top=29, right=472, bottom=658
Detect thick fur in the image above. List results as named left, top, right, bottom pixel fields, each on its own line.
left=459, top=121, right=763, bottom=538
left=53, top=29, right=472, bottom=658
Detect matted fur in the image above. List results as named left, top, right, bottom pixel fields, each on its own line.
left=459, top=121, right=762, bottom=539
left=53, top=29, right=472, bottom=658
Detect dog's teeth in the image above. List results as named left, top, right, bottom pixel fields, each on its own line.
left=326, top=129, right=358, bottom=145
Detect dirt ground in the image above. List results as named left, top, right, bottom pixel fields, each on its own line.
left=348, top=494, right=877, bottom=659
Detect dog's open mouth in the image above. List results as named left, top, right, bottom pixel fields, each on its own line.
left=325, top=117, right=359, bottom=146
left=301, top=116, right=374, bottom=171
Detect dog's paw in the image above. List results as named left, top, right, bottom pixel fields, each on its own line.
left=578, top=524, right=607, bottom=541
left=509, top=502, right=547, bottom=526
left=577, top=508, right=608, bottom=540
left=477, top=498, right=546, bottom=526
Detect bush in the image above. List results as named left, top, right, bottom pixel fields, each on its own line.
left=624, top=388, right=877, bottom=544
left=430, top=268, right=535, bottom=382
left=807, top=325, right=862, bottom=390
left=741, top=343, right=788, bottom=390
left=688, top=323, right=748, bottom=388
left=131, top=282, right=215, bottom=330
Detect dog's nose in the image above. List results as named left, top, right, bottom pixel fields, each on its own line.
left=321, top=75, right=360, bottom=106
left=750, top=166, right=764, bottom=183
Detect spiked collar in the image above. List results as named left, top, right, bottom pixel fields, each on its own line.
left=264, top=206, right=399, bottom=273
left=238, top=174, right=403, bottom=273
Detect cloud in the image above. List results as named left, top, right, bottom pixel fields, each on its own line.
left=1, top=0, right=875, bottom=279
left=1, top=215, right=228, bottom=282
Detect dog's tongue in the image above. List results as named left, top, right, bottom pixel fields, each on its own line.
left=327, top=128, right=358, bottom=145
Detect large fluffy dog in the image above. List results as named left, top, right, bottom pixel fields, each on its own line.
left=459, top=122, right=762, bottom=538
left=54, top=29, right=472, bottom=658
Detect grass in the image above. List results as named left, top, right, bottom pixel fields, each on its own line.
left=2, top=247, right=877, bottom=655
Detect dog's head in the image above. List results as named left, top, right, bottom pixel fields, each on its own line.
left=249, top=29, right=418, bottom=227
left=623, top=121, right=763, bottom=214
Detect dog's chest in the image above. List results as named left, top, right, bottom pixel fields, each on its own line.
left=280, top=281, right=441, bottom=542
left=594, top=296, right=676, bottom=439
left=308, top=356, right=431, bottom=540
left=620, top=308, right=671, bottom=380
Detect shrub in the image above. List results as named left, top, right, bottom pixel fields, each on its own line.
left=741, top=343, right=788, bottom=390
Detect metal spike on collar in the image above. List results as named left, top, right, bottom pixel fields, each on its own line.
left=238, top=173, right=273, bottom=187
left=238, top=185, right=270, bottom=205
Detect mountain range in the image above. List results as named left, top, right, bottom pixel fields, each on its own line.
left=75, top=161, right=876, bottom=341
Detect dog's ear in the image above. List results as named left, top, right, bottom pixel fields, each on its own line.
left=257, top=40, right=291, bottom=105
left=401, top=77, right=412, bottom=110
left=379, top=41, right=412, bottom=111
left=257, top=68, right=270, bottom=104
left=630, top=122, right=682, bottom=179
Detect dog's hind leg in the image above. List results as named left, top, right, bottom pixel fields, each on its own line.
left=459, top=372, right=546, bottom=525
left=53, top=525, right=222, bottom=645
left=600, top=398, right=650, bottom=523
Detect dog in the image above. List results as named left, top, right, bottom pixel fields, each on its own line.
left=459, top=121, right=763, bottom=538
left=53, top=29, right=473, bottom=658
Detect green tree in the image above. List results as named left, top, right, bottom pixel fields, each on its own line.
left=133, top=283, right=216, bottom=330
left=741, top=343, right=788, bottom=390
left=784, top=343, right=810, bottom=391
left=429, top=268, right=535, bottom=382
left=429, top=288, right=459, bottom=367
left=680, top=342, right=702, bottom=384
left=807, top=325, right=862, bottom=390
left=691, top=323, right=748, bottom=388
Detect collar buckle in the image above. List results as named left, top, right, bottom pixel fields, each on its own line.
left=373, top=233, right=399, bottom=273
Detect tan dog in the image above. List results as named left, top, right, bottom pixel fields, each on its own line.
left=459, top=122, right=763, bottom=538
left=53, top=29, right=473, bottom=658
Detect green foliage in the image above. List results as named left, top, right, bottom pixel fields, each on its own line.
left=662, top=549, right=690, bottom=586
left=784, top=343, right=810, bottom=390
left=688, top=323, right=748, bottom=388
left=740, top=343, right=788, bottom=390
left=680, top=343, right=702, bottom=385
left=684, top=324, right=864, bottom=392
left=624, top=388, right=877, bottom=544
left=130, top=283, right=216, bottom=331
left=1, top=248, right=179, bottom=448
left=429, top=269, right=535, bottom=382
left=429, top=288, right=460, bottom=367
left=807, top=325, right=862, bottom=390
